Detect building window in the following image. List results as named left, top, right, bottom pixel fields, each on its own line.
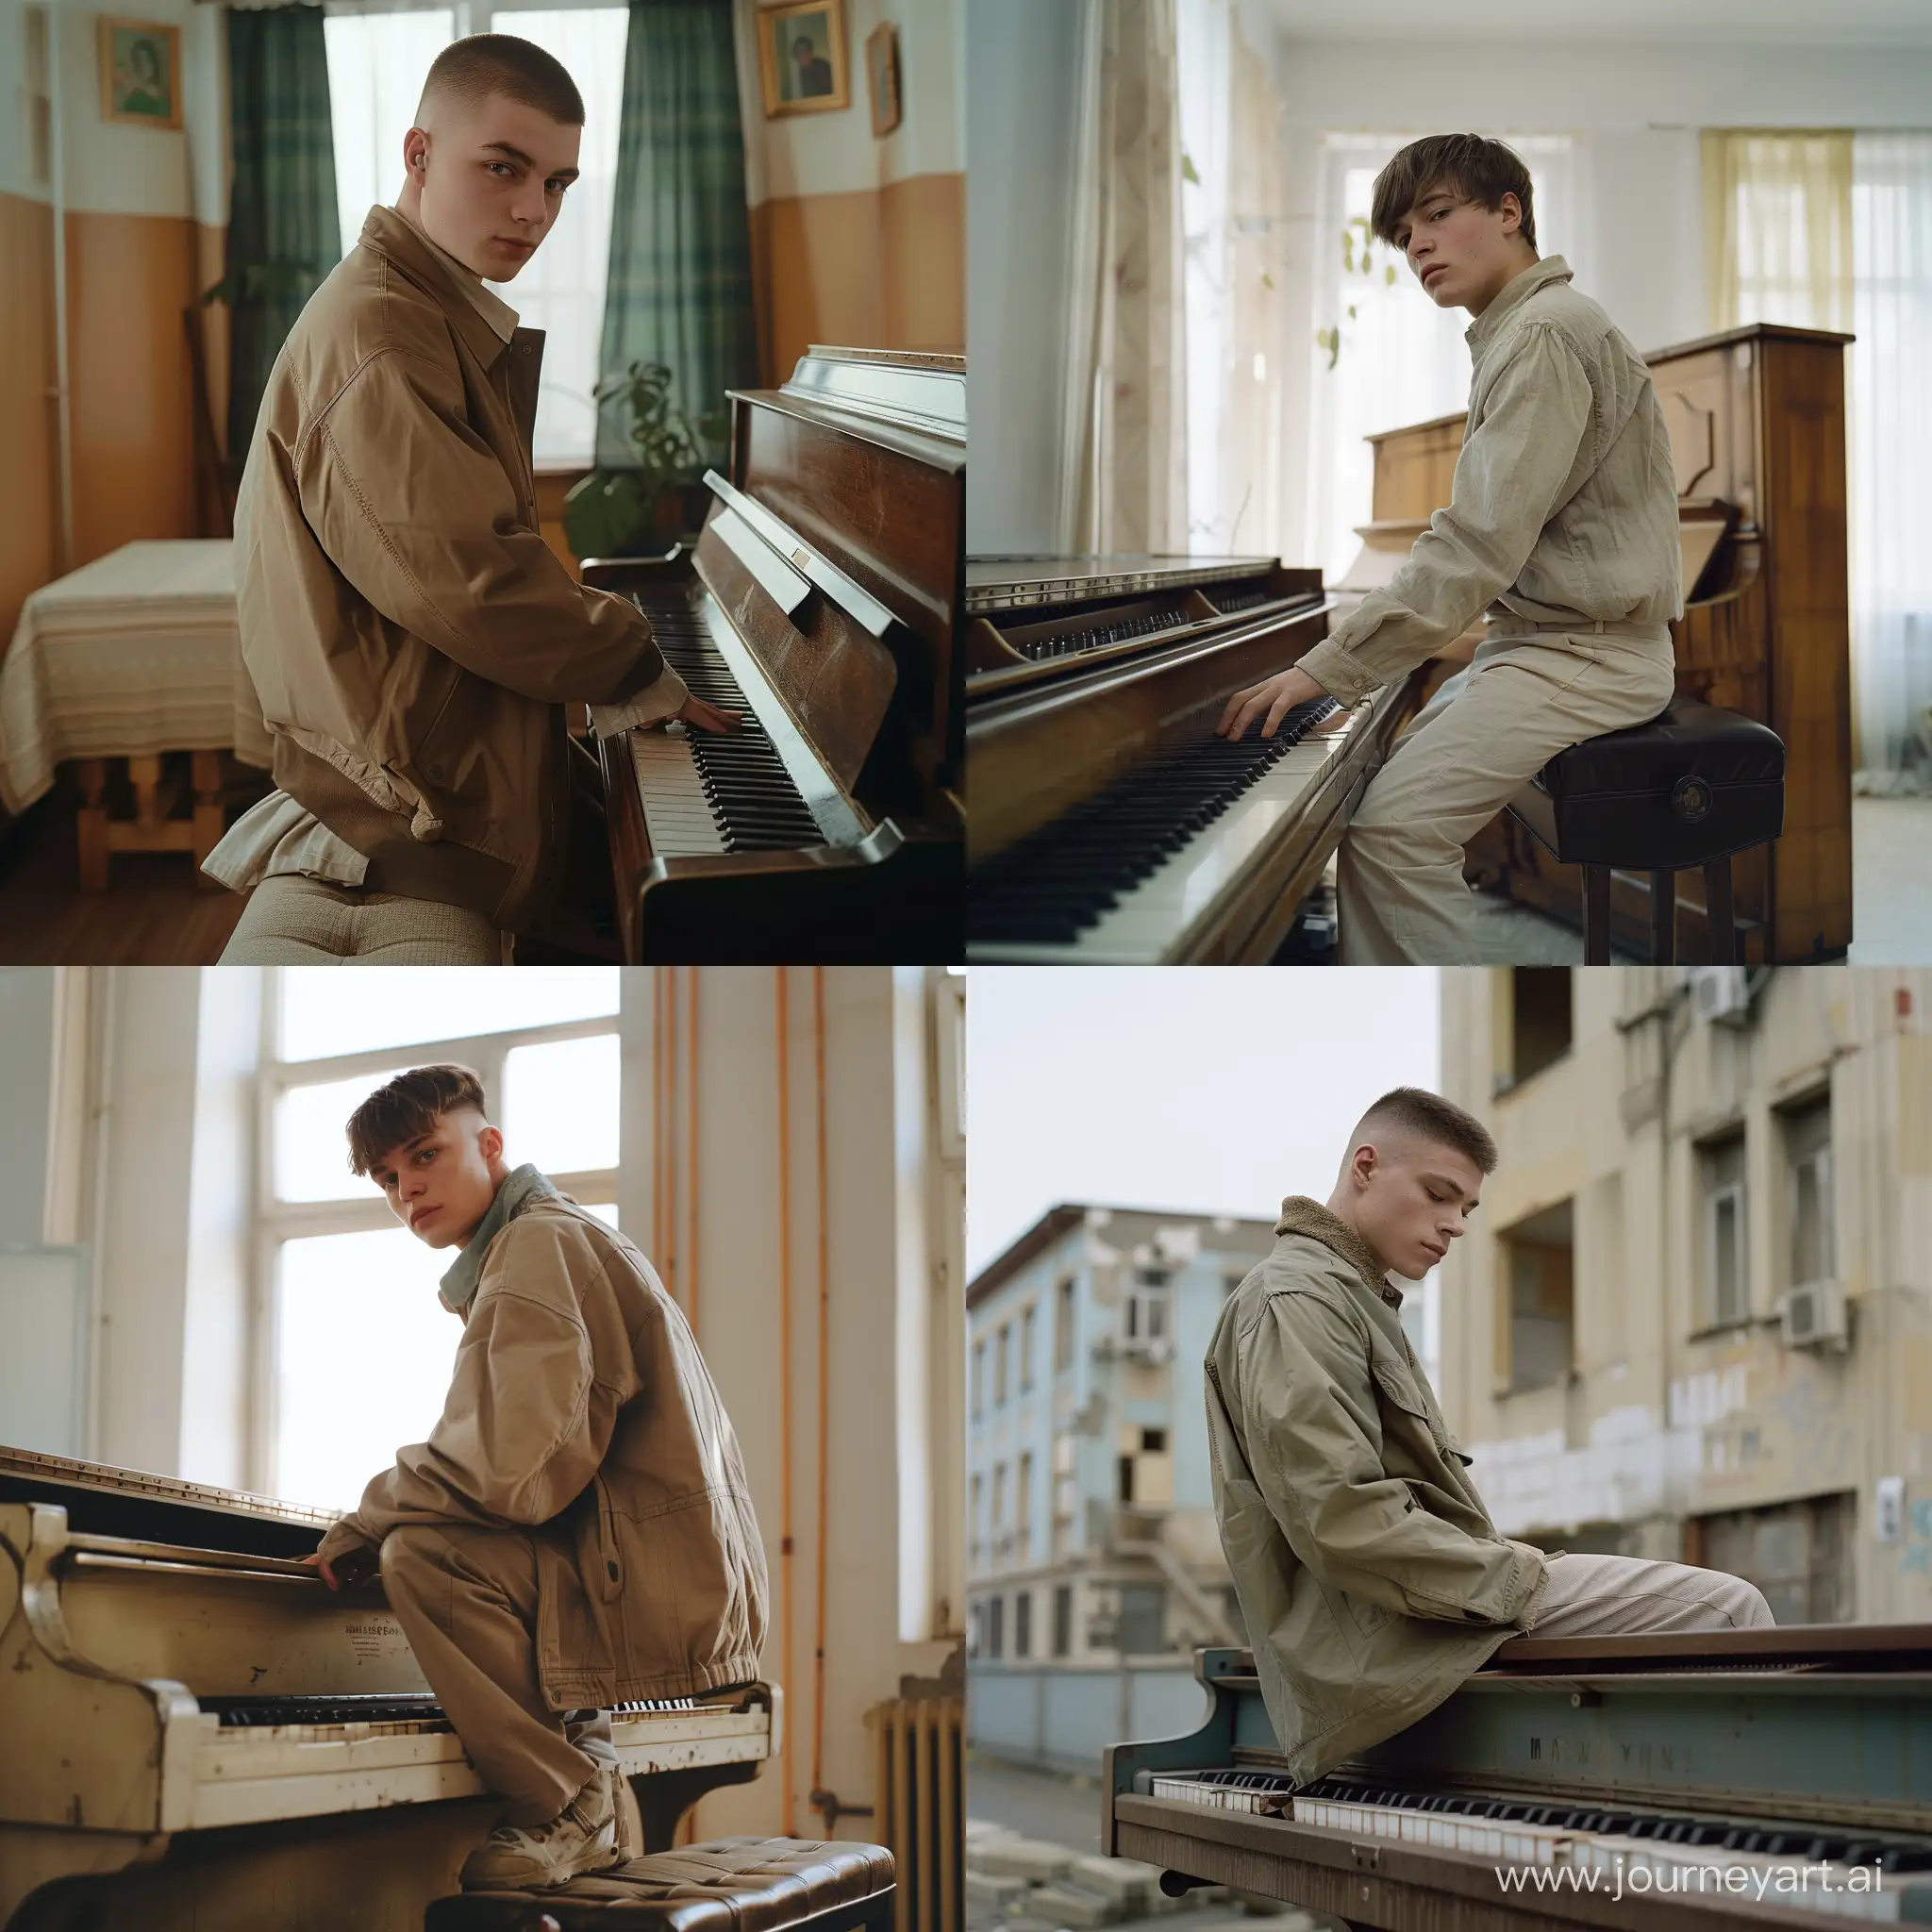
left=1700, top=1133, right=1750, bottom=1327
left=1117, top=1582, right=1166, bottom=1656
left=1692, top=1493, right=1852, bottom=1624
left=987, top=1593, right=1006, bottom=1659
left=1507, top=969, right=1573, bottom=1086
left=994, top=1322, right=1010, bottom=1406
left=1016, top=1450, right=1033, bottom=1550
left=1019, top=1303, right=1037, bottom=1391
left=1052, top=1583, right=1074, bottom=1657
left=1781, top=1098, right=1834, bottom=1290
left=1054, top=1275, right=1076, bottom=1373
left=1498, top=1200, right=1574, bottom=1392
left=261, top=969, right=622, bottom=1507
left=1124, top=1267, right=1171, bottom=1344
left=1117, top=1425, right=1174, bottom=1507
left=969, top=1473, right=984, bottom=1567
left=991, top=1462, right=1008, bottom=1550
left=1052, top=1432, right=1077, bottom=1557
left=971, top=1337, right=986, bottom=1419
left=1014, top=1589, right=1033, bottom=1658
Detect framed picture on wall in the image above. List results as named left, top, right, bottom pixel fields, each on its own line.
left=98, top=15, right=182, bottom=130
left=865, top=23, right=901, bottom=138
left=757, top=0, right=850, bottom=119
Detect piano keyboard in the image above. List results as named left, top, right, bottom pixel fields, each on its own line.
left=202, top=1692, right=705, bottom=1729
left=1145, top=1770, right=1932, bottom=1914
left=625, top=597, right=856, bottom=856
left=970, top=697, right=1359, bottom=961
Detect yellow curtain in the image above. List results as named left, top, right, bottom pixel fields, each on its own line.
left=1701, top=129, right=1855, bottom=333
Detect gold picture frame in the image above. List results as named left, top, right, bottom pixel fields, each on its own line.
left=865, top=22, right=901, bottom=138
left=99, top=15, right=182, bottom=131
left=757, top=0, right=850, bottom=119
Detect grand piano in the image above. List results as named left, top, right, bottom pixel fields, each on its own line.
left=0, top=1446, right=779, bottom=1932
left=582, top=346, right=965, bottom=964
left=1107, top=1640, right=1932, bottom=1930
left=965, top=558, right=1427, bottom=962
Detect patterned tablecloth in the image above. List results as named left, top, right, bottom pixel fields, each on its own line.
left=0, top=539, right=271, bottom=815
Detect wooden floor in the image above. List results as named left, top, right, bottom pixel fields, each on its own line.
left=0, top=774, right=255, bottom=964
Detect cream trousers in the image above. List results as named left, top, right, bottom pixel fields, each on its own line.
left=379, top=1523, right=617, bottom=1826
left=1336, top=631, right=1676, bottom=965
left=1530, top=1552, right=1775, bottom=1638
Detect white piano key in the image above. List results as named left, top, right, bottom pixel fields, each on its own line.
left=628, top=730, right=729, bottom=856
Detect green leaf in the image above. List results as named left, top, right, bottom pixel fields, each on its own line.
left=1181, top=151, right=1201, bottom=185
left=1261, top=271, right=1275, bottom=290
left=562, top=470, right=649, bottom=561
left=1386, top=263, right=1397, bottom=285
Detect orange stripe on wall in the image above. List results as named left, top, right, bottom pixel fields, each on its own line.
left=749, top=170, right=964, bottom=385
left=0, top=190, right=59, bottom=669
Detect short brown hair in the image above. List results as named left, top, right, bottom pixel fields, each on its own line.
left=1370, top=133, right=1537, bottom=253
left=1356, top=1086, right=1498, bottom=1174
left=419, top=34, right=585, bottom=128
left=345, top=1064, right=489, bottom=1178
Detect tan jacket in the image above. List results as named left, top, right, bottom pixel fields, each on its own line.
left=1299, top=256, right=1683, bottom=707
left=319, top=1192, right=768, bottom=1708
left=1205, top=1197, right=1548, bottom=1789
left=233, top=205, right=686, bottom=931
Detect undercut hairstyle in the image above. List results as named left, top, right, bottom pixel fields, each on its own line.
left=1370, top=133, right=1538, bottom=253
left=346, top=1063, right=489, bottom=1179
left=417, top=34, right=585, bottom=128
left=1355, top=1086, right=1498, bottom=1176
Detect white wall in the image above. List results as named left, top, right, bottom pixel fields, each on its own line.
left=0, top=970, right=56, bottom=1246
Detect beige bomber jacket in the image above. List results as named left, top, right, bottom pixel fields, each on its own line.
left=233, top=205, right=688, bottom=932
left=1297, top=255, right=1683, bottom=707
left=1206, top=1197, right=1547, bottom=1788
left=318, top=1191, right=768, bottom=1708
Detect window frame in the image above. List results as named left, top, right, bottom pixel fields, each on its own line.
left=251, top=971, right=620, bottom=1493
left=1698, top=1132, right=1751, bottom=1333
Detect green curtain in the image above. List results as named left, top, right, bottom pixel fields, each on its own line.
left=224, top=5, right=341, bottom=480
left=596, top=0, right=758, bottom=471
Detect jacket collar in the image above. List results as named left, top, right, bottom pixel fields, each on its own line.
left=439, top=1163, right=561, bottom=1313
left=358, top=203, right=521, bottom=372
left=1465, top=252, right=1573, bottom=358
left=1274, top=1194, right=1405, bottom=1308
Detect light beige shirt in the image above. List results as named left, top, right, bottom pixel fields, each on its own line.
left=207, top=210, right=686, bottom=898
left=1298, top=256, right=1684, bottom=707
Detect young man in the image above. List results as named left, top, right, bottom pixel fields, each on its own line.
left=299, top=1064, right=767, bottom=1890
left=1206, top=1087, right=1771, bottom=1792
left=1218, top=134, right=1683, bottom=965
left=210, top=37, right=738, bottom=961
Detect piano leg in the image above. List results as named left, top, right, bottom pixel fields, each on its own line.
left=1650, top=868, right=1676, bottom=964
left=1583, top=864, right=1611, bottom=965
left=630, top=1758, right=763, bottom=1853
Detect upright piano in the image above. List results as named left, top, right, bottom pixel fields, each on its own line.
left=1107, top=1640, right=1932, bottom=1930
left=0, top=1447, right=779, bottom=1932
left=583, top=347, right=965, bottom=964
left=965, top=557, right=1427, bottom=962
left=1363, top=322, right=1854, bottom=964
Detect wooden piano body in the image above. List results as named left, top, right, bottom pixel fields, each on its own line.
left=583, top=347, right=964, bottom=964
left=1356, top=322, right=1854, bottom=963
left=0, top=1447, right=778, bottom=1932
left=1106, top=1640, right=1932, bottom=1931
left=965, top=557, right=1428, bottom=963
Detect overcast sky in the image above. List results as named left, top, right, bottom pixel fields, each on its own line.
left=965, top=969, right=1442, bottom=1279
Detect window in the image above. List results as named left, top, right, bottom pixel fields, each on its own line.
left=1052, top=1432, right=1077, bottom=1557
left=1700, top=1134, right=1750, bottom=1328
left=1054, top=1274, right=1076, bottom=1373
left=1498, top=1200, right=1574, bottom=1392
left=1019, top=1303, right=1037, bottom=1391
left=1052, top=1583, right=1074, bottom=1657
left=261, top=970, right=621, bottom=1508
left=971, top=1337, right=986, bottom=1419
left=1117, top=1582, right=1166, bottom=1656
left=1016, top=1450, right=1033, bottom=1549
left=991, top=1462, right=1008, bottom=1542
left=969, top=1473, right=984, bottom=1566
left=1507, top=969, right=1573, bottom=1086
left=1781, top=1098, right=1834, bottom=1290
left=994, top=1322, right=1010, bottom=1405
left=1693, top=1493, right=1853, bottom=1624
left=987, top=1594, right=1005, bottom=1659
left=323, top=6, right=631, bottom=466
left=1014, top=1589, right=1033, bottom=1659
left=1124, top=1267, right=1171, bottom=1344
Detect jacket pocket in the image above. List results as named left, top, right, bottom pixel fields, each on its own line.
left=1371, top=1357, right=1453, bottom=1459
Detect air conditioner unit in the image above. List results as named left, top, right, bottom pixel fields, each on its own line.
left=1689, top=967, right=1754, bottom=1026
left=1123, top=1338, right=1174, bottom=1366
left=1779, top=1279, right=1848, bottom=1351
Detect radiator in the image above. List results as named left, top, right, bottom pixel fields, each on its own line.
left=865, top=1694, right=963, bottom=1932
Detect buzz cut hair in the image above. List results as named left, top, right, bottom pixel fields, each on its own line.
left=1369, top=132, right=1538, bottom=254
left=346, top=1063, right=490, bottom=1180
left=417, top=34, right=585, bottom=128
left=1354, top=1086, right=1498, bottom=1175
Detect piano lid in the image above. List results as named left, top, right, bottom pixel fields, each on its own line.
left=968, top=554, right=1284, bottom=615
left=778, top=345, right=965, bottom=445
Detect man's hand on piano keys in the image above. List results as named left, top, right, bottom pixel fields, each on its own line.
left=299, top=1545, right=380, bottom=1591
left=1216, top=666, right=1346, bottom=742
left=666, top=693, right=743, bottom=736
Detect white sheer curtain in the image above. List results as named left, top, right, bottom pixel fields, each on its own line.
left=1849, top=135, right=1932, bottom=792
left=322, top=5, right=628, bottom=467
left=1300, top=134, right=1573, bottom=588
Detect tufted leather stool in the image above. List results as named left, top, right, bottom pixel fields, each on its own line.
left=1505, top=696, right=1786, bottom=965
left=425, top=1836, right=897, bottom=1932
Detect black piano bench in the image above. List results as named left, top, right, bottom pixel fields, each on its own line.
left=425, top=1836, right=896, bottom=1932
left=1505, top=696, right=1786, bottom=966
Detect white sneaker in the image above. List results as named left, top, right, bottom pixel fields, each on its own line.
left=459, top=1765, right=624, bottom=1890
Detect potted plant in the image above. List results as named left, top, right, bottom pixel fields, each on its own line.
left=562, top=361, right=728, bottom=560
